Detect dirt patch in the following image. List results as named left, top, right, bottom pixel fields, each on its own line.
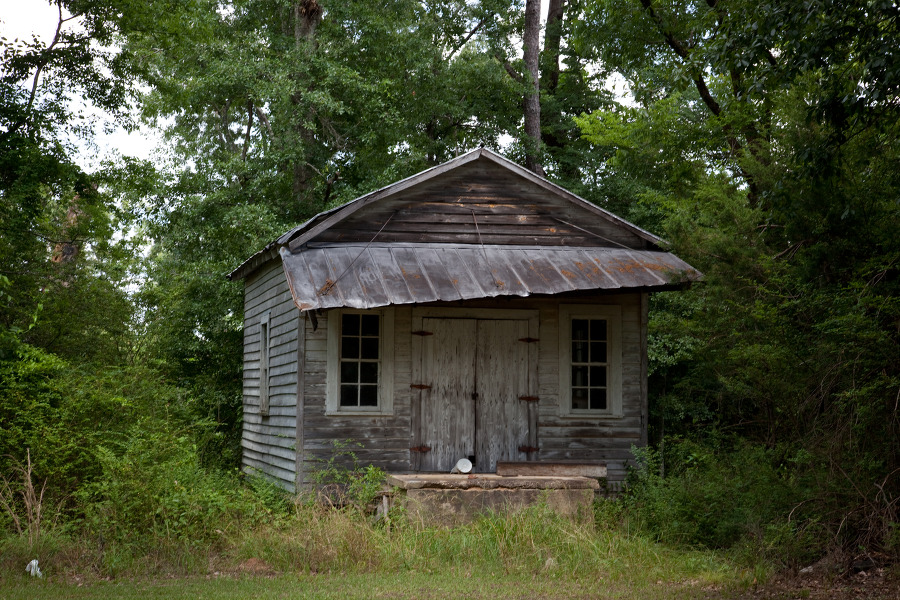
left=724, top=569, right=899, bottom=599
left=234, top=557, right=277, bottom=577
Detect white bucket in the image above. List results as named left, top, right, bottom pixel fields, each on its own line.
left=450, top=458, right=473, bottom=474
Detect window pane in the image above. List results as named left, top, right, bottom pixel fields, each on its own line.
left=590, top=341, right=607, bottom=363
left=340, top=385, right=358, bottom=407
left=360, top=362, right=378, bottom=384
left=361, top=337, right=379, bottom=359
left=340, top=361, right=358, bottom=384
left=341, top=337, right=359, bottom=359
left=572, top=341, right=588, bottom=363
left=572, top=388, right=589, bottom=410
left=590, top=319, right=607, bottom=341
left=361, top=314, right=379, bottom=336
left=590, top=388, right=607, bottom=410
left=572, top=365, right=588, bottom=387
left=572, top=319, right=589, bottom=341
left=342, top=313, right=360, bottom=336
left=359, top=385, right=378, bottom=406
left=590, top=365, right=607, bottom=387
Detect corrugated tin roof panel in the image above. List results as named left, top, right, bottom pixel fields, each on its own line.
left=280, top=243, right=702, bottom=311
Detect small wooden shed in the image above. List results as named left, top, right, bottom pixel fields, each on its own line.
left=228, top=148, right=700, bottom=491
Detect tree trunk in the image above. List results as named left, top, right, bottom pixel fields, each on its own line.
left=540, top=0, right=567, bottom=157
left=542, top=0, right=566, bottom=95
left=291, top=0, right=323, bottom=214
left=523, top=0, right=544, bottom=176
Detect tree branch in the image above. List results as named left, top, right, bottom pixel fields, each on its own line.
left=496, top=54, right=524, bottom=84
left=241, top=99, right=254, bottom=161
left=254, top=106, right=274, bottom=140
left=639, top=0, right=722, bottom=116
left=447, top=18, right=486, bottom=62
left=1, top=2, right=75, bottom=143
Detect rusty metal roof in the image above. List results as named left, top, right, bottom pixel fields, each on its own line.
left=280, top=242, right=702, bottom=311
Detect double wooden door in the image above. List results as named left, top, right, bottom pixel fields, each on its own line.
left=415, top=317, right=532, bottom=473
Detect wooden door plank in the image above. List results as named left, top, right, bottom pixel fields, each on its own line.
left=419, top=318, right=476, bottom=472
left=475, top=320, right=529, bottom=472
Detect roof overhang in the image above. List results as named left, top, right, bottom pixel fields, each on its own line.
left=279, top=242, right=702, bottom=311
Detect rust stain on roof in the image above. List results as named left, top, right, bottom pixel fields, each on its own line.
left=318, top=279, right=336, bottom=296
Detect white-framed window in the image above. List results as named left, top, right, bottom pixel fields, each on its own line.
left=259, top=311, right=271, bottom=417
left=326, top=308, right=394, bottom=415
left=558, top=304, right=622, bottom=417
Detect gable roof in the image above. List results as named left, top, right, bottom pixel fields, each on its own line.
left=229, top=147, right=701, bottom=310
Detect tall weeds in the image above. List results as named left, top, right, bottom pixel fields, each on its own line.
left=0, top=449, right=49, bottom=548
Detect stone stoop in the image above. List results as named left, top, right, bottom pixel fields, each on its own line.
left=386, top=473, right=599, bottom=527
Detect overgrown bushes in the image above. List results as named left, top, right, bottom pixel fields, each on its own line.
left=617, top=436, right=893, bottom=568
left=0, top=337, right=287, bottom=562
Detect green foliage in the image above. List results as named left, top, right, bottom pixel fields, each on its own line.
left=622, top=440, right=820, bottom=566
left=573, top=0, right=900, bottom=558
left=82, top=420, right=282, bottom=544
left=307, top=440, right=386, bottom=510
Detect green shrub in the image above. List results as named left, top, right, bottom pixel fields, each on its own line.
left=81, top=419, right=282, bottom=545
left=621, top=438, right=817, bottom=565
left=306, top=440, right=386, bottom=510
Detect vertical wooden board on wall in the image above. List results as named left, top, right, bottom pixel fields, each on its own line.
left=526, top=316, right=539, bottom=455
left=420, top=318, right=476, bottom=472
left=640, top=292, right=649, bottom=447
left=475, top=319, right=529, bottom=472
left=295, top=311, right=306, bottom=491
left=410, top=316, right=423, bottom=472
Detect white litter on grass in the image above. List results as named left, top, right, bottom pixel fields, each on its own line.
left=25, top=559, right=43, bottom=578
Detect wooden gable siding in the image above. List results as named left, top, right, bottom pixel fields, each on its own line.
left=297, top=306, right=414, bottom=481
left=241, top=259, right=299, bottom=489
left=311, top=161, right=649, bottom=249
left=295, top=293, right=646, bottom=485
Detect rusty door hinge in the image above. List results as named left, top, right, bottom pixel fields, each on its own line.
left=411, top=330, right=434, bottom=336
left=518, top=395, right=539, bottom=402
left=410, top=445, right=432, bottom=453
left=518, top=445, right=539, bottom=453
left=518, top=337, right=539, bottom=343
left=410, top=384, right=432, bottom=390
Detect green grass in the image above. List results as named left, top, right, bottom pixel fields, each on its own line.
left=1, top=570, right=748, bottom=600
left=0, top=501, right=764, bottom=599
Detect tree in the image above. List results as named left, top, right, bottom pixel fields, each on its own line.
left=1, top=1, right=142, bottom=364
left=116, top=0, right=523, bottom=464
left=575, top=0, right=900, bottom=552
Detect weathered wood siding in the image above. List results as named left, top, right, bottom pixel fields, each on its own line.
left=241, top=259, right=299, bottom=490
left=298, top=306, right=413, bottom=481
left=313, top=161, right=650, bottom=249
left=295, top=292, right=646, bottom=485
left=533, top=294, right=646, bottom=484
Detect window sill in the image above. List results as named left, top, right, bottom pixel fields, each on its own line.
left=325, top=408, right=393, bottom=417
left=558, top=410, right=624, bottom=420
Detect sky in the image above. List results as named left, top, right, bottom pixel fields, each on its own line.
left=1, top=1, right=163, bottom=168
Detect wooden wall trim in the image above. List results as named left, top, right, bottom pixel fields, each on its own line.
left=640, top=292, right=649, bottom=447
left=295, top=311, right=306, bottom=491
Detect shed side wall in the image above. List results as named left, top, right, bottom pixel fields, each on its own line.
left=242, top=259, right=299, bottom=490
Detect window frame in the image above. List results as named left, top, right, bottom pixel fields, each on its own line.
left=558, top=304, right=623, bottom=418
left=326, top=308, right=394, bottom=416
left=259, top=311, right=271, bottom=417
